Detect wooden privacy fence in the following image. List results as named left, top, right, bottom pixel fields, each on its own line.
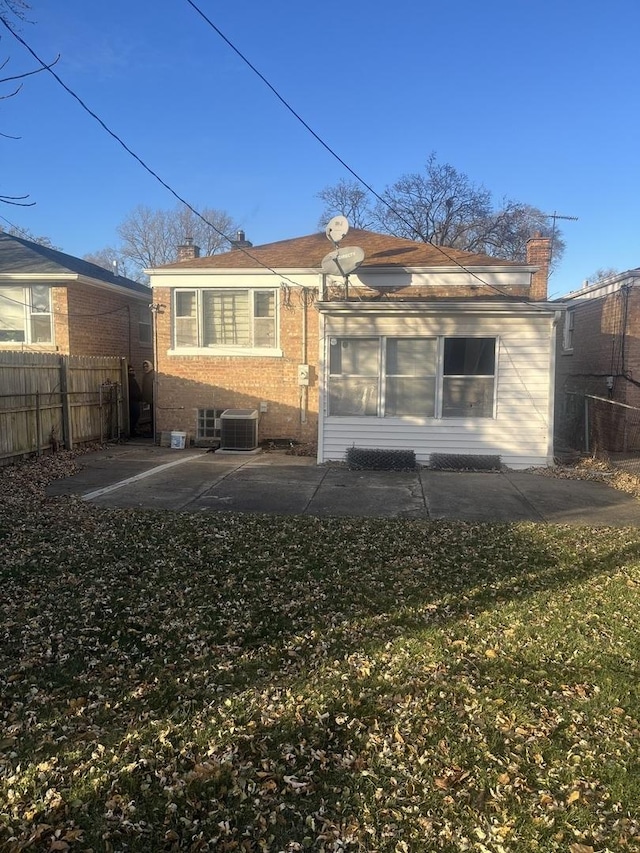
left=0, top=352, right=128, bottom=465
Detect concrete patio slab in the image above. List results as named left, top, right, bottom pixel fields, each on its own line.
left=43, top=441, right=640, bottom=526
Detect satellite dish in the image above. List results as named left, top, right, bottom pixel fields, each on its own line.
left=321, top=246, right=365, bottom=277
left=325, top=215, right=349, bottom=244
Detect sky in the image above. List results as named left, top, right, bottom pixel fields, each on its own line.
left=1, top=0, right=639, bottom=297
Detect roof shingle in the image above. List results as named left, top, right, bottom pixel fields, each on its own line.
left=153, top=229, right=523, bottom=271
left=0, top=232, right=150, bottom=295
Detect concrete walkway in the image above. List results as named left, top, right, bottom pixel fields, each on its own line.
left=45, top=442, right=640, bottom=526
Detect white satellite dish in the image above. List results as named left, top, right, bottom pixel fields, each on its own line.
left=321, top=246, right=365, bottom=277
left=325, top=215, right=349, bottom=244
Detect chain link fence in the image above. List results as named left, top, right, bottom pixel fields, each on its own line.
left=558, top=393, right=640, bottom=476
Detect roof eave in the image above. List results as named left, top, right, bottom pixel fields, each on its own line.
left=146, top=263, right=531, bottom=277
left=317, top=300, right=559, bottom=315
left=0, top=273, right=78, bottom=282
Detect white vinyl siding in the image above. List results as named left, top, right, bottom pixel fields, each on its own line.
left=320, top=311, right=555, bottom=469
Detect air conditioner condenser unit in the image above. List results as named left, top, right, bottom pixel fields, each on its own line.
left=220, top=409, right=259, bottom=451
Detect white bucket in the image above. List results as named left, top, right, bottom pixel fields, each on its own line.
left=170, top=431, right=187, bottom=449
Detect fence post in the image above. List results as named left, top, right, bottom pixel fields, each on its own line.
left=584, top=395, right=590, bottom=454
left=60, top=355, right=73, bottom=451
left=121, top=358, right=129, bottom=437
left=35, top=391, right=42, bottom=456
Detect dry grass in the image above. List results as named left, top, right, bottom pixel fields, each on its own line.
left=0, top=450, right=639, bottom=852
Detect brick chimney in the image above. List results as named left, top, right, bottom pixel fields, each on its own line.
left=230, top=230, right=253, bottom=249
left=526, top=233, right=552, bottom=301
left=177, top=237, right=201, bottom=262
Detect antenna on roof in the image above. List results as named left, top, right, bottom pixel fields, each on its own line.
left=542, top=211, right=578, bottom=272
left=321, top=217, right=364, bottom=298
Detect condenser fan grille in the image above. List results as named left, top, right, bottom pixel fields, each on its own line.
left=220, top=409, right=259, bottom=450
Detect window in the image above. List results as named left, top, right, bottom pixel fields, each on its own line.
left=197, top=408, right=223, bottom=440
left=328, top=336, right=496, bottom=419
left=442, top=337, right=495, bottom=418
left=173, top=288, right=277, bottom=350
left=385, top=338, right=437, bottom=416
left=138, top=304, right=152, bottom=344
left=563, top=309, right=575, bottom=351
left=328, top=338, right=379, bottom=415
left=0, top=285, right=53, bottom=344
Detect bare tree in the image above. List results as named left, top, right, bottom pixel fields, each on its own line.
left=83, top=246, right=137, bottom=280
left=2, top=2, right=61, bottom=206
left=585, top=267, right=619, bottom=284
left=316, top=153, right=565, bottom=267
left=0, top=1, right=29, bottom=20
left=316, top=179, right=375, bottom=230
left=0, top=224, right=59, bottom=248
left=86, top=204, right=240, bottom=282
left=115, top=204, right=240, bottom=274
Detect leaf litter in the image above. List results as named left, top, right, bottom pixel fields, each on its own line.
left=0, top=450, right=639, bottom=852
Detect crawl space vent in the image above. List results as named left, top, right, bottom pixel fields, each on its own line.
left=429, top=453, right=501, bottom=471
left=346, top=447, right=417, bottom=471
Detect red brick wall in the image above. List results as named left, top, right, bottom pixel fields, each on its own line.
left=52, top=287, right=70, bottom=353
left=64, top=282, right=153, bottom=367
left=526, top=235, right=551, bottom=301
left=153, top=285, right=318, bottom=443
left=556, top=286, right=640, bottom=407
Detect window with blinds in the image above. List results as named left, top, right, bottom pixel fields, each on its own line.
left=173, top=289, right=277, bottom=350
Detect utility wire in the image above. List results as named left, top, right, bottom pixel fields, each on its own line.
left=0, top=17, right=310, bottom=291
left=0, top=15, right=557, bottom=420
left=185, top=0, right=551, bottom=303
left=2, top=13, right=551, bottom=310
left=0, top=287, right=140, bottom=318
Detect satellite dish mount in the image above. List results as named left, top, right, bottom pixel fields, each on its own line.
left=321, top=216, right=365, bottom=298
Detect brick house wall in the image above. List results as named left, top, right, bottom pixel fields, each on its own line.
left=152, top=285, right=319, bottom=443
left=62, top=282, right=153, bottom=368
left=149, top=230, right=552, bottom=447
left=556, top=283, right=640, bottom=407
left=36, top=282, right=151, bottom=368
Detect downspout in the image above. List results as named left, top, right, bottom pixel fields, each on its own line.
left=316, top=273, right=326, bottom=463
left=300, top=288, right=307, bottom=425
left=548, top=310, right=563, bottom=464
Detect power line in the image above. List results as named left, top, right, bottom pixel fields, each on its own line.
left=0, top=287, right=138, bottom=318
left=2, top=13, right=552, bottom=308
left=184, top=0, right=556, bottom=303
left=0, top=18, right=310, bottom=292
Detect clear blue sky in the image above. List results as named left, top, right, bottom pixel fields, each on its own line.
left=1, top=0, right=639, bottom=297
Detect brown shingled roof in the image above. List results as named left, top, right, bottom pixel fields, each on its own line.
left=154, top=229, right=522, bottom=271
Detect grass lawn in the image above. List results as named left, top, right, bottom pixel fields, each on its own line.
left=0, top=453, right=639, bottom=852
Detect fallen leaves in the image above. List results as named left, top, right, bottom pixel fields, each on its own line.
left=0, top=451, right=639, bottom=851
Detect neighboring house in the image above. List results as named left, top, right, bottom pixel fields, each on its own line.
left=147, top=229, right=558, bottom=468
left=554, top=268, right=640, bottom=451
left=0, top=232, right=152, bottom=365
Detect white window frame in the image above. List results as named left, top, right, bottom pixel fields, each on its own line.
left=171, top=287, right=281, bottom=356
left=0, top=285, right=54, bottom=345
left=441, top=336, right=496, bottom=418
left=138, top=304, right=152, bottom=345
left=327, top=335, right=497, bottom=419
left=563, top=308, right=575, bottom=352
